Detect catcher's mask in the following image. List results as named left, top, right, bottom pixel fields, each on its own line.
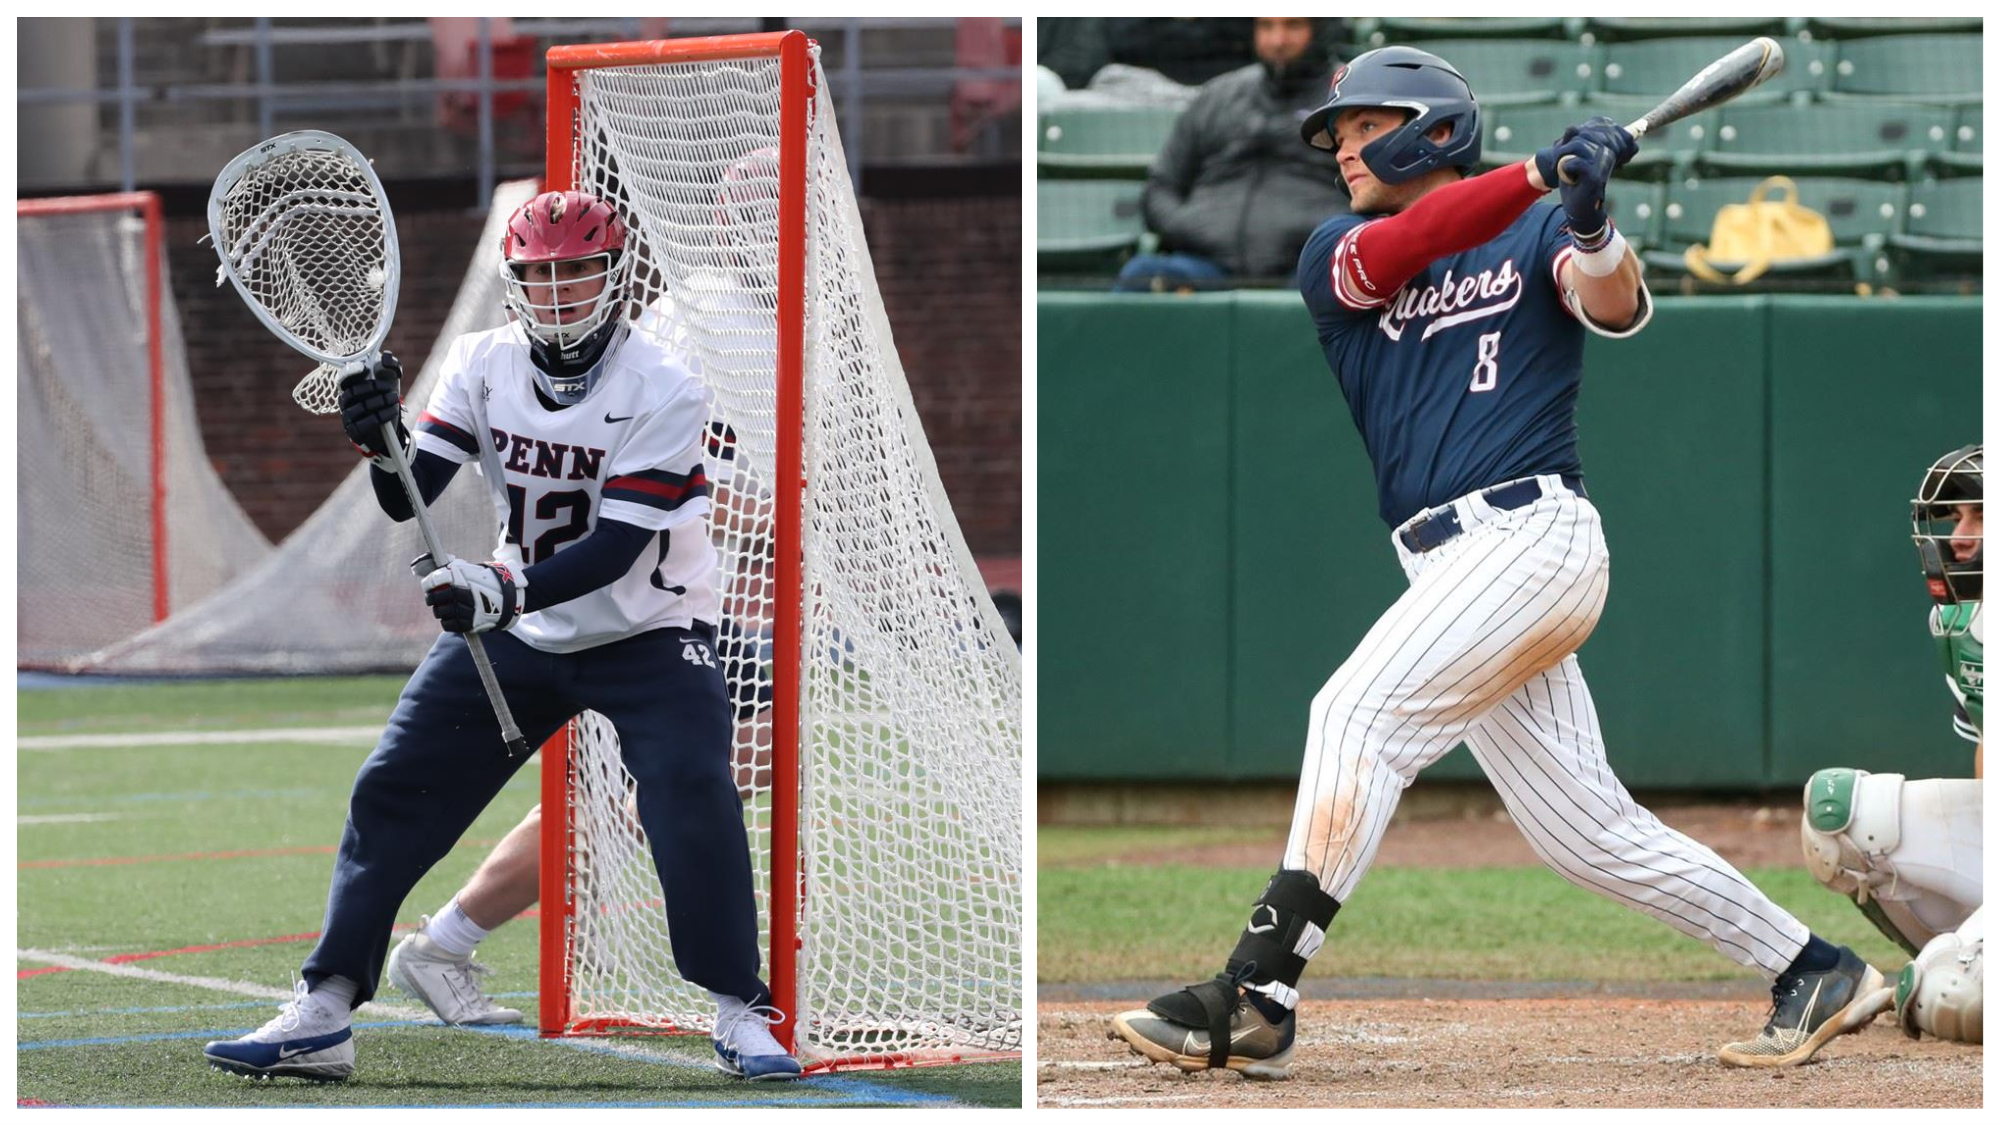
left=1912, top=443, right=1982, bottom=613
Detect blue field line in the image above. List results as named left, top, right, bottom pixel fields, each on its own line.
left=18, top=1020, right=962, bottom=1107
left=34, top=1096, right=937, bottom=1109
left=20, top=993, right=541, bottom=1019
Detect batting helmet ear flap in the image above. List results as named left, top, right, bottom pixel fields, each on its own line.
left=1300, top=46, right=1483, bottom=184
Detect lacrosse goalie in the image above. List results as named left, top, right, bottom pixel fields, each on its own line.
left=203, top=189, right=801, bottom=1082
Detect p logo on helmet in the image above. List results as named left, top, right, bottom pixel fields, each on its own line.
left=1298, top=46, right=1482, bottom=188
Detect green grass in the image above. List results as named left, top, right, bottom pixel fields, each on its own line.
left=17, top=677, right=1018, bottom=1108
left=18, top=675, right=405, bottom=735
left=1039, top=830, right=1909, bottom=986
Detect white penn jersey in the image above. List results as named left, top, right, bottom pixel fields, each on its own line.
left=414, top=322, right=719, bottom=653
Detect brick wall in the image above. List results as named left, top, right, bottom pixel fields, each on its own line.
left=165, top=191, right=1022, bottom=555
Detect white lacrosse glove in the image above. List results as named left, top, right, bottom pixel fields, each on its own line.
left=420, top=556, right=525, bottom=635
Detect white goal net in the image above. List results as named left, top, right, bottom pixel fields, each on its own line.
left=548, top=34, right=1022, bottom=1068
left=18, top=197, right=271, bottom=668
left=74, top=181, right=539, bottom=675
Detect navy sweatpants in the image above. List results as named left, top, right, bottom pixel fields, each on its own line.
left=300, top=625, right=766, bottom=1008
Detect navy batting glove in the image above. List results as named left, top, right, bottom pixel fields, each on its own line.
left=1557, top=139, right=1618, bottom=236
left=1562, top=116, right=1639, bottom=170
left=338, top=351, right=407, bottom=469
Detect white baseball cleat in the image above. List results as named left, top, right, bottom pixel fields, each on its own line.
left=385, top=920, right=523, bottom=1025
left=203, top=980, right=355, bottom=1081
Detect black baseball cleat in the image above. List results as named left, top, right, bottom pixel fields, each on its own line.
left=1108, top=971, right=1296, bottom=1079
left=1718, top=945, right=1892, bottom=1067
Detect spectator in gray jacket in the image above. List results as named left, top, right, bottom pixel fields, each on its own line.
left=1114, top=18, right=1350, bottom=292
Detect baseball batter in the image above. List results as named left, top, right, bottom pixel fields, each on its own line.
left=1800, top=444, right=1982, bottom=1044
left=1110, top=46, right=1890, bottom=1076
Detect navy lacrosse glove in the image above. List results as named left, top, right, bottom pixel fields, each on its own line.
left=338, top=351, right=408, bottom=470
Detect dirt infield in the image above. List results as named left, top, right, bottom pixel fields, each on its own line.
left=1038, top=998, right=1982, bottom=1108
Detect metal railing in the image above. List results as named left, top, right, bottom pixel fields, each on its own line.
left=20, top=17, right=1021, bottom=205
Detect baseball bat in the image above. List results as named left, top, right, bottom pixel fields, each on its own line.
left=1558, top=36, right=1786, bottom=183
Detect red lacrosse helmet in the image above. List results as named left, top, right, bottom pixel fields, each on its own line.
left=499, top=190, right=633, bottom=369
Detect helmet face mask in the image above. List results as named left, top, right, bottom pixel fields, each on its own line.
left=498, top=190, right=634, bottom=404
left=1911, top=444, right=1982, bottom=611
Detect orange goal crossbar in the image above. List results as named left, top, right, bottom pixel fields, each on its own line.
left=17, top=191, right=170, bottom=624
left=537, top=30, right=815, bottom=1061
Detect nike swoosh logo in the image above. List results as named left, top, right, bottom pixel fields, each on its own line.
left=605, top=412, right=634, bottom=424
left=277, top=1044, right=321, bottom=1059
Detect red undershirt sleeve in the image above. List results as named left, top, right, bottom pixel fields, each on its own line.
left=1329, top=164, right=1548, bottom=310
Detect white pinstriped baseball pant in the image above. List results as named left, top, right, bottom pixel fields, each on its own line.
left=1282, top=475, right=1810, bottom=979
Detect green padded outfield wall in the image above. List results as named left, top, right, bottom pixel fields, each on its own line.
left=1039, top=292, right=1981, bottom=789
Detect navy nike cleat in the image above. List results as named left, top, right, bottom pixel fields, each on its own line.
left=203, top=981, right=356, bottom=1081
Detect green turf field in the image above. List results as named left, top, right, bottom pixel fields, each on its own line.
left=1039, top=826, right=1908, bottom=986
left=17, top=676, right=1020, bottom=1108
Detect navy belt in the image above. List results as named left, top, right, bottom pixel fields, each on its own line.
left=1397, top=474, right=1587, bottom=554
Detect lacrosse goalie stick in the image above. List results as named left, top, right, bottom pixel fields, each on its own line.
left=208, top=130, right=530, bottom=757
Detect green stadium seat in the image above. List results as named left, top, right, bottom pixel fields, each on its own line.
left=1829, top=34, right=1982, bottom=104
left=1370, top=17, right=1570, bottom=44
left=1887, top=177, right=1982, bottom=286
left=1600, top=36, right=1830, bottom=103
left=1581, top=18, right=1789, bottom=43
left=1603, top=179, right=1665, bottom=253
left=1700, top=101, right=1954, bottom=179
left=1402, top=38, right=1596, bottom=107
left=1644, top=174, right=1904, bottom=286
left=1579, top=93, right=1717, bottom=179
left=1038, top=105, right=1185, bottom=177
left=1806, top=17, right=1983, bottom=39
left=1484, top=100, right=1708, bottom=183
left=1953, top=105, right=1980, bottom=154
left=1038, top=179, right=1146, bottom=268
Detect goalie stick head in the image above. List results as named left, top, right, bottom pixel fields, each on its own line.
left=499, top=190, right=633, bottom=402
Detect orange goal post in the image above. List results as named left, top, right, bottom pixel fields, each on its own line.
left=535, top=31, right=1022, bottom=1072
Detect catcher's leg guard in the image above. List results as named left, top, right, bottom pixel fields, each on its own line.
left=1896, top=906, right=1984, bottom=1044
left=1802, top=769, right=1936, bottom=956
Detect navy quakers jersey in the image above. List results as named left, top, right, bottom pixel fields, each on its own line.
left=1297, top=201, right=1653, bottom=528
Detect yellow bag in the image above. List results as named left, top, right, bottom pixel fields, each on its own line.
left=1683, top=175, right=1835, bottom=285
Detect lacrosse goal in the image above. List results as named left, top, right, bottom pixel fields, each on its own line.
left=538, top=31, right=1022, bottom=1072
left=17, top=192, right=270, bottom=667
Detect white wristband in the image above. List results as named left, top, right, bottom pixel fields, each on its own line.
left=1573, top=227, right=1628, bottom=277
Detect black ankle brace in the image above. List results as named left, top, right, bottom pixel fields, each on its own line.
left=1225, top=869, right=1339, bottom=992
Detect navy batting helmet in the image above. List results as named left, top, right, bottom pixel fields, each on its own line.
left=1299, top=46, right=1481, bottom=185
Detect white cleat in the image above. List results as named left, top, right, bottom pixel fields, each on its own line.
left=386, top=919, right=523, bottom=1026
left=712, top=995, right=804, bottom=1081
left=203, top=980, right=356, bottom=1081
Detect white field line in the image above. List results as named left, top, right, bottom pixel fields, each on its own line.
left=1039, top=1060, right=1151, bottom=1070
left=1040, top=1094, right=1212, bottom=1107
left=15, top=948, right=431, bottom=1022
left=19, top=814, right=123, bottom=825
left=18, top=726, right=384, bottom=751
left=15, top=948, right=710, bottom=1071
